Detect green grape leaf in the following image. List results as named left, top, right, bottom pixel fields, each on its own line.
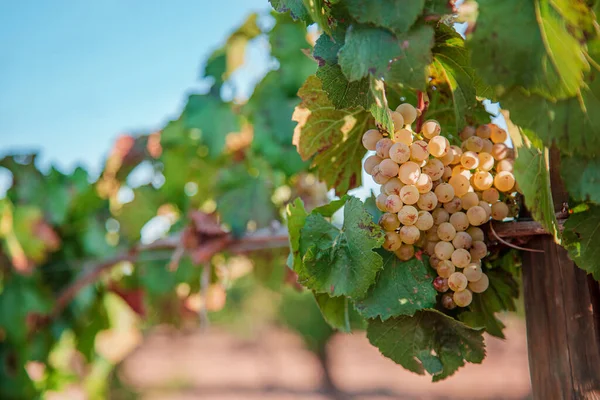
left=279, top=288, right=334, bottom=353
left=469, top=0, right=589, bottom=100
left=114, top=185, right=162, bottom=242
left=562, top=206, right=600, bottom=280
left=338, top=24, right=434, bottom=91
left=430, top=24, right=483, bottom=132
left=313, top=27, right=346, bottom=66
left=508, top=126, right=560, bottom=241
left=356, top=252, right=436, bottom=319
left=369, top=76, right=395, bottom=134
left=459, top=268, right=519, bottom=339
left=314, top=293, right=365, bottom=332
left=302, top=0, right=334, bottom=33
left=286, top=198, right=308, bottom=271
left=269, top=0, right=311, bottom=23
left=312, top=195, right=348, bottom=217
left=0, top=274, right=52, bottom=344
left=560, top=155, right=600, bottom=204
left=316, top=64, right=372, bottom=109
left=297, top=197, right=385, bottom=298
left=345, top=0, right=425, bottom=34
left=293, top=75, right=372, bottom=195
left=216, top=164, right=276, bottom=237
left=364, top=192, right=384, bottom=224
left=423, top=0, right=453, bottom=15
left=367, top=309, right=486, bottom=381
left=183, top=94, right=241, bottom=158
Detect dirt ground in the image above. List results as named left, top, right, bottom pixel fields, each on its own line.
left=118, top=315, right=531, bottom=400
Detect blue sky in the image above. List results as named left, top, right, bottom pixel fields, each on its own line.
left=0, top=0, right=270, bottom=176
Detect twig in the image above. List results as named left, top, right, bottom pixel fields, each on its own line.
left=489, top=222, right=544, bottom=253
left=415, top=91, right=429, bottom=133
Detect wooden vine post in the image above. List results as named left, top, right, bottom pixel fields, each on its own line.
left=521, top=148, right=600, bottom=399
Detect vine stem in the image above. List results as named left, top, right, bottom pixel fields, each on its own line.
left=415, top=91, right=429, bottom=133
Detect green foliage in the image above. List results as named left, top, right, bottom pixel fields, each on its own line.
left=367, top=309, right=486, bottom=381
left=296, top=197, right=385, bottom=298
left=314, top=293, right=365, bottom=332
left=563, top=206, right=600, bottom=280
left=561, top=155, right=600, bottom=204
left=356, top=253, right=436, bottom=319
left=345, top=0, right=426, bottom=34
left=293, top=75, right=371, bottom=194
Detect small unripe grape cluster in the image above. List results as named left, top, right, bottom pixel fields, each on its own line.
left=363, top=104, right=516, bottom=309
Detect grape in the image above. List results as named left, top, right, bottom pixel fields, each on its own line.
left=448, top=272, right=468, bottom=291
left=383, top=231, right=402, bottom=251
left=466, top=206, right=487, bottom=226
left=442, top=166, right=452, bottom=180
left=437, top=260, right=456, bottom=278
left=448, top=175, right=470, bottom=197
left=383, top=178, right=404, bottom=196
left=400, top=225, right=420, bottom=244
left=376, top=193, right=388, bottom=212
left=432, top=208, right=450, bottom=225
left=466, top=226, right=484, bottom=242
left=385, top=194, right=403, bottom=213
left=434, top=241, right=454, bottom=260
left=371, top=164, right=391, bottom=184
left=452, top=231, right=473, bottom=250
left=429, top=254, right=441, bottom=268
left=426, top=228, right=440, bottom=242
left=490, top=126, right=508, bottom=144
left=379, top=212, right=400, bottom=231
left=460, top=151, right=479, bottom=169
left=433, top=277, right=449, bottom=293
left=437, top=222, right=457, bottom=242
left=491, top=143, right=509, bottom=160
left=463, top=263, right=483, bottom=282
left=494, top=171, right=515, bottom=192
left=415, top=173, right=433, bottom=193
left=460, top=192, right=479, bottom=210
left=440, top=150, right=455, bottom=166
left=395, top=244, right=415, bottom=261
left=428, top=135, right=449, bottom=157
left=400, top=185, right=420, bottom=205
left=470, top=241, right=488, bottom=261
left=481, top=139, right=493, bottom=154
left=415, top=211, right=434, bottom=231
left=453, top=289, right=473, bottom=307
left=391, top=111, right=405, bottom=131
left=396, top=103, right=417, bottom=125
left=452, top=165, right=472, bottom=180
left=410, top=140, right=429, bottom=162
left=468, top=273, right=489, bottom=293
left=443, top=196, right=463, bottom=214
left=478, top=152, right=495, bottom=172
left=389, top=142, right=411, bottom=164
left=459, top=126, right=475, bottom=141
left=473, top=171, right=493, bottom=190
left=451, top=248, right=471, bottom=268
left=416, top=191, right=438, bottom=211
left=392, top=128, right=413, bottom=145
left=364, top=155, right=382, bottom=175
left=449, top=211, right=469, bottom=231
left=425, top=240, right=438, bottom=256
left=422, top=159, right=445, bottom=181
left=376, top=138, right=394, bottom=158
left=441, top=293, right=457, bottom=310
left=449, top=145, right=463, bottom=165
left=491, top=201, right=509, bottom=221
left=362, top=129, right=383, bottom=150
left=476, top=124, right=491, bottom=139
left=434, top=183, right=455, bottom=203
left=478, top=201, right=492, bottom=219
left=421, top=120, right=441, bottom=139
left=398, top=205, right=419, bottom=225
left=506, top=148, right=515, bottom=159
left=379, top=158, right=400, bottom=177
left=496, top=159, right=514, bottom=173
left=465, top=136, right=484, bottom=152
left=398, top=161, right=421, bottom=185
left=482, top=188, right=500, bottom=203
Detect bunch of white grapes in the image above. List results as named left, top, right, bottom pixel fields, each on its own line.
left=362, top=103, right=515, bottom=309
